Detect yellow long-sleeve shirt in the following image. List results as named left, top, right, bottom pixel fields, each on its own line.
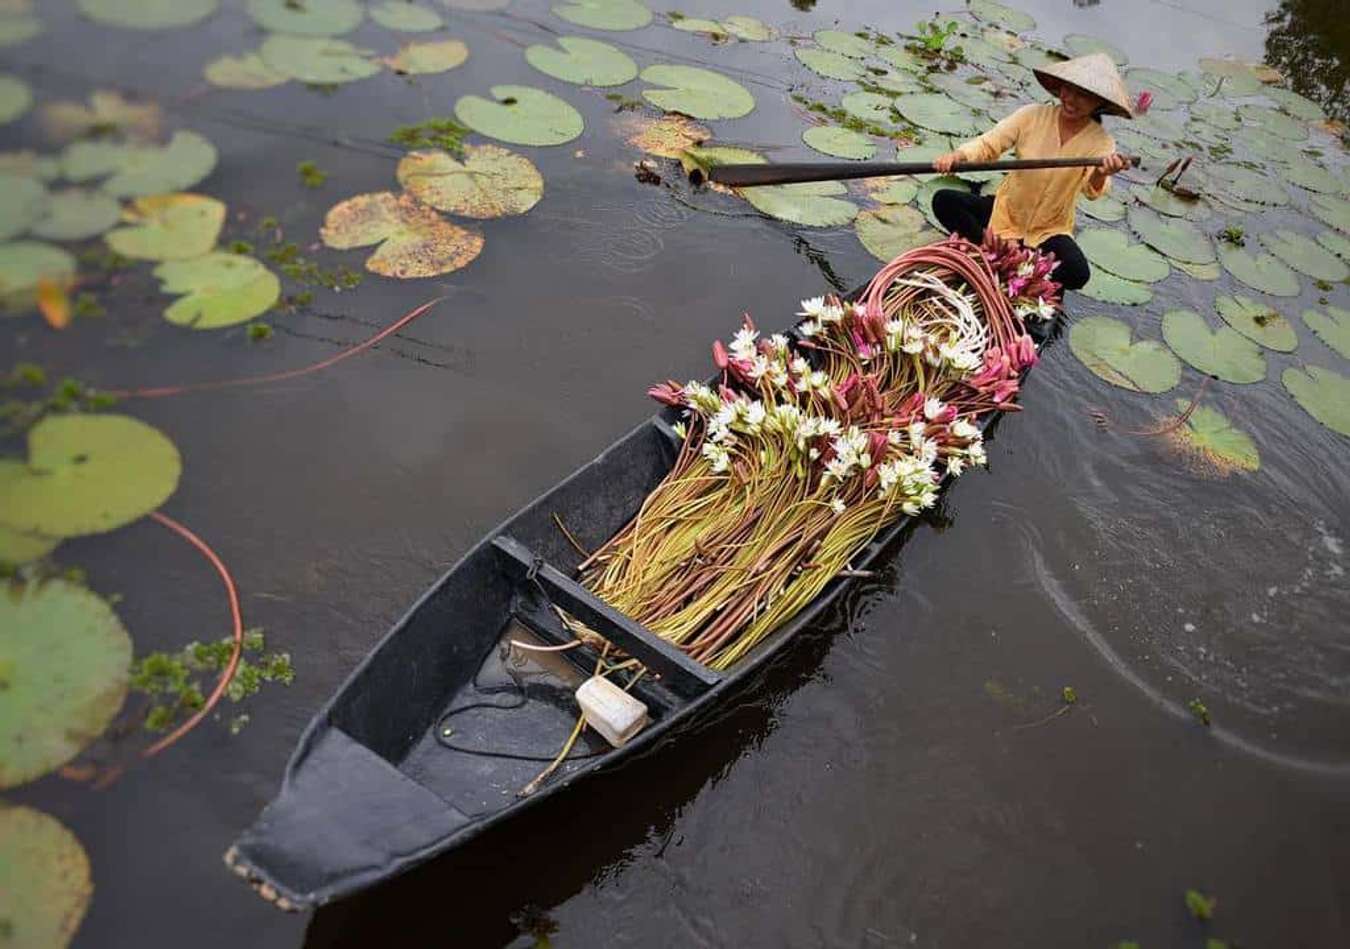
left=955, top=102, right=1115, bottom=247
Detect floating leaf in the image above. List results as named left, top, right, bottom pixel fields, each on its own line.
left=892, top=93, right=981, bottom=136
left=1282, top=365, right=1350, bottom=437
left=1161, top=309, right=1265, bottom=383
left=369, top=0, right=442, bottom=31
left=155, top=253, right=280, bottom=329
left=1173, top=258, right=1221, bottom=280
left=622, top=113, right=708, bottom=158
left=1316, top=230, right=1350, bottom=261
left=1188, top=100, right=1239, bottom=130
left=397, top=145, right=543, bottom=218
left=1167, top=403, right=1260, bottom=476
left=0, top=804, right=93, bottom=947
left=794, top=48, right=865, bottom=82
left=62, top=131, right=217, bottom=198
left=0, top=414, right=181, bottom=537
left=321, top=191, right=484, bottom=278
left=1078, top=192, right=1124, bottom=223
left=0, top=150, right=60, bottom=180
left=968, top=0, right=1035, bottom=32
left=1011, top=44, right=1062, bottom=70
left=203, top=52, right=289, bottom=90
left=814, top=29, right=872, bottom=59
left=1259, top=230, right=1348, bottom=282
left=956, top=32, right=1014, bottom=68
left=1112, top=127, right=1170, bottom=162
left=0, top=241, right=75, bottom=312
left=77, top=0, right=217, bottom=29
left=877, top=45, right=926, bottom=73
left=840, top=91, right=894, bottom=126
left=259, top=34, right=381, bottom=84
left=639, top=65, right=754, bottom=120
left=1068, top=315, right=1179, bottom=392
left=739, top=181, right=857, bottom=228
left=246, top=0, right=362, bottom=36
left=0, top=73, right=31, bottom=124
left=1216, top=246, right=1300, bottom=298
left=1127, top=206, right=1214, bottom=264
left=104, top=193, right=225, bottom=261
left=0, top=524, right=57, bottom=565
left=678, top=145, right=763, bottom=184
left=441, top=0, right=509, bottom=7
left=552, top=0, right=651, bottom=31
left=1078, top=269, right=1153, bottom=305
left=1130, top=112, right=1186, bottom=144
left=0, top=582, right=132, bottom=789
left=1309, top=193, right=1350, bottom=233
left=720, top=15, right=773, bottom=42
left=928, top=73, right=997, bottom=111
left=0, top=10, right=42, bottom=47
left=1078, top=228, right=1170, bottom=283
left=1264, top=86, right=1324, bottom=122
left=1238, top=103, right=1307, bottom=141
left=1281, top=157, right=1339, bottom=194
left=1062, top=33, right=1126, bottom=65
left=1215, top=294, right=1298, bottom=351
left=1135, top=182, right=1210, bottom=221
left=30, top=189, right=120, bottom=242
left=525, top=36, right=637, bottom=87
left=871, top=68, right=925, bottom=95
left=385, top=39, right=468, bottom=74
left=802, top=125, right=875, bottom=160
left=916, top=176, right=969, bottom=231
left=455, top=85, right=584, bottom=146
left=865, top=177, right=919, bottom=205
left=1241, top=128, right=1306, bottom=165
left=1301, top=305, right=1350, bottom=359
left=1205, top=164, right=1290, bottom=207
left=671, top=18, right=728, bottom=39
left=855, top=204, right=936, bottom=261
left=0, top=174, right=47, bottom=241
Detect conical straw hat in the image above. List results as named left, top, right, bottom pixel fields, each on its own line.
left=1033, top=52, right=1133, bottom=119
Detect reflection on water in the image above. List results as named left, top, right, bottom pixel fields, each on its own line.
left=1264, top=0, right=1350, bottom=125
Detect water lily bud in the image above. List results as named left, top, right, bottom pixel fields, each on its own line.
left=712, top=339, right=729, bottom=369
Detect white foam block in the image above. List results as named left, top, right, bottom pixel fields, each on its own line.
left=576, top=675, right=649, bottom=748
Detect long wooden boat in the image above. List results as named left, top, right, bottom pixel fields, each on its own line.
left=226, top=286, right=1057, bottom=910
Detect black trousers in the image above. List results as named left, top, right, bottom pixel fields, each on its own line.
left=930, top=189, right=1091, bottom=291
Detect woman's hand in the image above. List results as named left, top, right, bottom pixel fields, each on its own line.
left=933, top=151, right=963, bottom=174
left=1096, top=152, right=1130, bottom=175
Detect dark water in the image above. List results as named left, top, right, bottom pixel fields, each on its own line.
left=3, top=1, right=1348, bottom=946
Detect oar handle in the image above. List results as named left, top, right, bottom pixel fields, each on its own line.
left=705, top=155, right=1141, bottom=188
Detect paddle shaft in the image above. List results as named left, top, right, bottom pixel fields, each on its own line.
left=706, top=155, right=1140, bottom=188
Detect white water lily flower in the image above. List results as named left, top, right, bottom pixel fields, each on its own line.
left=902, top=500, right=921, bottom=515
left=919, top=438, right=939, bottom=465
left=797, top=318, right=821, bottom=338
left=830, top=497, right=846, bottom=515
left=887, top=429, right=904, bottom=446
left=744, top=400, right=767, bottom=430
left=798, top=296, right=827, bottom=318
left=946, top=456, right=965, bottom=477
left=1033, top=296, right=1056, bottom=321
left=1017, top=260, right=1035, bottom=278
left=924, top=396, right=945, bottom=421
left=671, top=421, right=687, bottom=440
left=769, top=333, right=790, bottom=353
left=908, top=420, right=926, bottom=447
left=702, top=441, right=731, bottom=473
left=820, top=303, right=845, bottom=324
left=730, top=327, right=758, bottom=361
left=967, top=441, right=988, bottom=467
left=951, top=419, right=979, bottom=440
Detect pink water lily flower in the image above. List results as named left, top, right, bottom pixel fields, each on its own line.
left=1135, top=90, right=1153, bottom=115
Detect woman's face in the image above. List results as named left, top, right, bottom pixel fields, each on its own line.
left=1058, top=83, right=1103, bottom=120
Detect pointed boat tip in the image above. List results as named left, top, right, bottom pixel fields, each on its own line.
left=223, top=844, right=306, bottom=913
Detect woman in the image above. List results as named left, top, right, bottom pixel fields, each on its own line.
left=931, top=53, right=1134, bottom=291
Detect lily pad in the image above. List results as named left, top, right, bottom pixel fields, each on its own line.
left=1282, top=365, right=1350, bottom=437
left=1206, top=164, right=1290, bottom=207
left=62, top=131, right=218, bottom=198
left=929, top=72, right=998, bottom=111
left=77, top=0, right=217, bottom=29
left=0, top=581, right=132, bottom=789
left=678, top=145, right=763, bottom=183
left=320, top=191, right=484, bottom=278
left=1215, top=294, right=1298, bottom=351
left=1283, top=158, right=1340, bottom=194
left=246, top=0, right=362, bottom=36
left=1127, top=206, right=1214, bottom=264
left=385, top=39, right=469, bottom=74
left=1161, top=309, right=1266, bottom=383
left=870, top=69, right=925, bottom=95
left=30, top=189, right=122, bottom=242
left=1011, top=45, right=1063, bottom=70
left=155, top=252, right=280, bottom=329
left=1068, top=315, right=1179, bottom=392
left=865, top=177, right=919, bottom=205
left=104, top=193, right=226, bottom=261
left=968, top=0, right=1035, bottom=32
left=892, top=93, right=981, bottom=136
left=739, top=181, right=857, bottom=228
left=1078, top=228, right=1170, bottom=283
left=1259, top=230, right=1348, bottom=282
left=0, top=174, right=47, bottom=241
left=1216, top=245, right=1300, bottom=298
left=720, top=15, right=773, bottom=42
left=1131, top=112, right=1186, bottom=143
left=0, top=11, right=42, bottom=47
left=639, top=65, right=754, bottom=120
left=0, top=73, right=31, bottom=124
left=0, top=414, right=181, bottom=537
left=40, top=90, right=161, bottom=143
left=397, top=145, right=543, bottom=218
left=956, top=32, right=1014, bottom=68
left=0, top=805, right=93, bottom=947
left=814, top=29, right=872, bottom=59
left=455, top=85, right=584, bottom=146
left=1242, top=128, right=1306, bottom=165
left=1301, top=305, right=1350, bottom=359
left=1127, top=67, right=1197, bottom=110
left=369, top=1, right=443, bottom=31
left=0, top=241, right=75, bottom=312
left=878, top=45, right=925, bottom=73
left=552, top=0, right=651, bottom=31
left=855, top=204, right=936, bottom=261
left=1062, top=34, right=1126, bottom=65
left=840, top=91, right=894, bottom=126
left=1079, top=269, right=1153, bottom=305
left=525, top=36, right=637, bottom=87
left=259, top=34, right=381, bottom=84
left=915, top=175, right=970, bottom=231
left=1078, top=192, right=1124, bottom=223
left=1316, top=230, right=1350, bottom=261
left=623, top=113, right=708, bottom=157
left=0, top=151, right=60, bottom=180
left=1167, top=403, right=1260, bottom=476
left=1188, top=100, right=1239, bottom=130
left=794, top=48, right=866, bottom=82
left=203, top=53, right=289, bottom=90
left=1135, top=183, right=1210, bottom=221
left=1173, top=259, right=1221, bottom=280
left=1310, top=193, right=1350, bottom=233
left=1264, top=86, right=1324, bottom=122
left=1238, top=103, right=1307, bottom=141
left=803, top=125, right=875, bottom=160
left=0, top=524, right=58, bottom=565
left=671, top=18, right=728, bottom=39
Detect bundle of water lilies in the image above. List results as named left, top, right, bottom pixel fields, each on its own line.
left=569, top=234, right=1062, bottom=674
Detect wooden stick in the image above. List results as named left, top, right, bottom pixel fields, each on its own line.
left=703, top=155, right=1141, bottom=188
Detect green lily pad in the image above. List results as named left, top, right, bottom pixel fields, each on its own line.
left=369, top=1, right=443, bottom=31
left=1188, top=100, right=1239, bottom=130
left=721, top=15, right=773, bottom=42
left=203, top=52, right=289, bottom=90
left=1078, top=192, right=1125, bottom=223
left=0, top=241, right=75, bottom=312
left=639, top=65, right=754, bottom=120
left=671, top=18, right=728, bottom=39
left=104, top=193, right=226, bottom=262
left=0, top=581, right=132, bottom=789
left=1173, top=259, right=1221, bottom=280
left=1161, top=309, right=1266, bottom=383
left=929, top=72, right=998, bottom=111
left=441, top=0, right=509, bottom=7
left=803, top=126, right=875, bottom=160
left=1206, top=164, right=1290, bottom=207
left=870, top=69, right=925, bottom=95
left=320, top=191, right=484, bottom=278
left=866, top=177, right=919, bottom=205
left=77, top=0, right=217, bottom=29
left=855, top=204, right=936, bottom=261
left=1216, top=245, right=1301, bottom=298
left=1078, top=228, right=1171, bottom=283
left=814, top=29, right=872, bottom=59
left=0, top=525, right=58, bottom=566
left=624, top=113, right=710, bottom=158
left=877, top=45, right=925, bottom=73
left=1241, top=128, right=1307, bottom=165
left=794, top=48, right=866, bottom=82
left=1169, top=403, right=1260, bottom=475
left=1011, top=45, right=1063, bottom=70
left=1068, top=315, right=1179, bottom=391
left=246, top=0, right=362, bottom=36
left=1238, top=103, right=1307, bottom=141
left=1316, top=230, right=1350, bottom=261
left=1282, top=365, right=1350, bottom=437
left=62, top=131, right=218, bottom=198
left=1215, top=294, right=1298, bottom=351
left=0, top=804, right=93, bottom=947
left=396, top=145, right=543, bottom=218
left=916, top=175, right=970, bottom=231
left=955, top=30, right=1014, bottom=68
left=892, top=93, right=981, bottom=136
left=155, top=252, right=281, bottom=329
left=40, top=90, right=161, bottom=143
left=30, top=188, right=122, bottom=242
left=968, top=0, right=1035, bottom=32
left=1259, top=229, right=1348, bottom=282
left=1131, top=112, right=1186, bottom=143
left=1310, top=193, right=1350, bottom=233
left=385, top=39, right=469, bottom=74
left=1264, top=86, right=1324, bottom=122
left=1134, top=183, right=1209, bottom=221
left=0, top=73, right=31, bottom=124
left=525, top=36, right=637, bottom=87
left=1127, top=67, right=1197, bottom=108
left=1301, top=305, right=1350, bottom=359
left=0, top=414, right=181, bottom=537
left=552, top=0, right=651, bottom=31
left=0, top=151, right=61, bottom=181
left=1079, top=269, right=1153, bottom=305
left=1062, top=33, right=1126, bottom=65
left=1112, top=127, right=1170, bottom=162
left=1127, top=206, right=1214, bottom=264
left=0, top=174, right=47, bottom=241
left=1281, top=158, right=1339, bottom=194
left=739, top=181, right=857, bottom=228
left=678, top=145, right=762, bottom=181
left=840, top=91, right=894, bottom=126
left=455, top=85, right=584, bottom=145
left=259, top=34, right=381, bottom=84
left=0, top=11, right=42, bottom=47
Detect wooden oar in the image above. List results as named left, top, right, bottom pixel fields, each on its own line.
left=703, top=155, right=1141, bottom=188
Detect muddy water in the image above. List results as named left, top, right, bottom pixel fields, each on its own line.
left=2, top=0, right=1347, bottom=947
